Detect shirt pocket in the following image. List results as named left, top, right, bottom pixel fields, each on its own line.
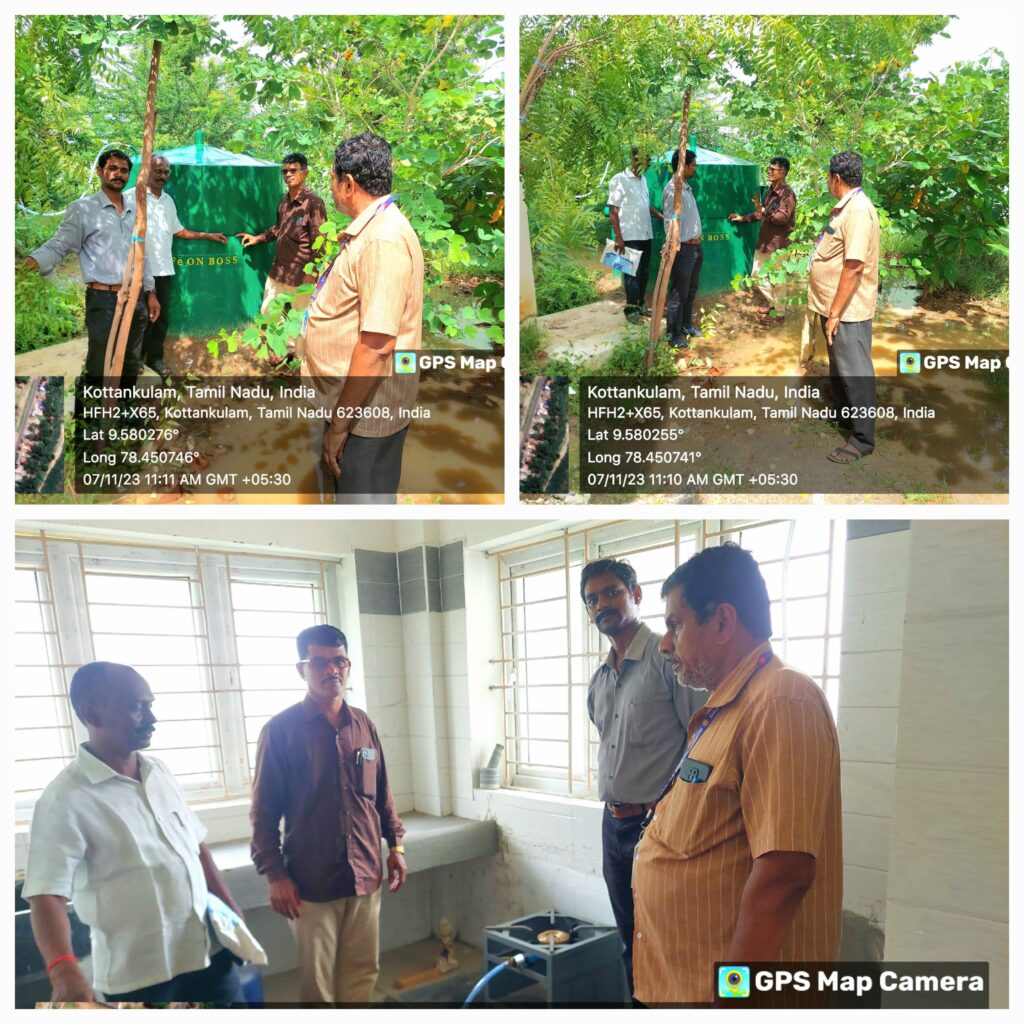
left=282, top=213, right=308, bottom=242
left=815, top=226, right=845, bottom=263
left=627, top=696, right=675, bottom=745
left=357, top=754, right=378, bottom=800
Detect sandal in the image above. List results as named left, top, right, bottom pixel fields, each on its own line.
left=827, top=444, right=864, bottom=465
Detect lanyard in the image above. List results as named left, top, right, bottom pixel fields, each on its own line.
left=300, top=195, right=395, bottom=336
left=640, top=649, right=772, bottom=835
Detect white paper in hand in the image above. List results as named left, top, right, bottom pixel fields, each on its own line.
left=206, top=893, right=269, bottom=966
left=600, top=240, right=642, bottom=277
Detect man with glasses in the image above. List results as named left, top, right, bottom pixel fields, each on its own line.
left=250, top=624, right=406, bottom=1004
left=237, top=153, right=328, bottom=366
left=581, top=559, right=706, bottom=997
left=728, top=156, right=797, bottom=319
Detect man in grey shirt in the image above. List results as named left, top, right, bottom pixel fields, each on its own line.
left=661, top=149, right=704, bottom=346
left=24, top=148, right=159, bottom=385
left=584, top=558, right=706, bottom=996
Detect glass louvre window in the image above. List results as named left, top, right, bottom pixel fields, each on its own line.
left=13, top=533, right=339, bottom=821
left=493, top=520, right=844, bottom=797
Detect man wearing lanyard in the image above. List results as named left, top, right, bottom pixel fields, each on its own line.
left=302, top=133, right=424, bottom=503
left=661, top=149, right=704, bottom=346
left=582, top=559, right=707, bottom=997
left=250, top=625, right=407, bottom=1004
left=632, top=544, right=842, bottom=1006
left=806, top=151, right=880, bottom=464
left=23, top=149, right=159, bottom=385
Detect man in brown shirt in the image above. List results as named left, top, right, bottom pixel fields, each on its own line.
left=807, top=151, right=881, bottom=464
left=303, top=132, right=425, bottom=504
left=250, top=624, right=407, bottom=1004
left=632, top=544, right=842, bottom=1006
left=237, top=152, right=327, bottom=361
left=729, top=156, right=796, bottom=316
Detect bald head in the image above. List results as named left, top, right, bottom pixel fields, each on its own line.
left=69, top=663, right=157, bottom=752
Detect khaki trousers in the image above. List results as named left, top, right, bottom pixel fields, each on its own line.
left=750, top=248, right=775, bottom=307
left=292, top=889, right=381, bottom=1004
left=260, top=275, right=313, bottom=357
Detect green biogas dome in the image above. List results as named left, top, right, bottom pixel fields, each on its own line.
left=127, top=132, right=282, bottom=339
left=646, top=142, right=761, bottom=295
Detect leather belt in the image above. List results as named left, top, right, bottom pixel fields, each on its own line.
left=682, top=237, right=702, bottom=246
left=87, top=282, right=121, bottom=292
left=607, top=802, right=650, bottom=819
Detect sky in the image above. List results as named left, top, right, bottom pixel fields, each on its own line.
left=910, top=13, right=1004, bottom=78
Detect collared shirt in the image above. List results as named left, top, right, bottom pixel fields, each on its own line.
left=738, top=181, right=796, bottom=254
left=661, top=179, right=702, bottom=242
left=250, top=696, right=406, bottom=902
left=30, top=189, right=155, bottom=293
left=807, top=187, right=880, bottom=322
left=302, top=195, right=424, bottom=438
left=608, top=168, right=653, bottom=241
left=145, top=189, right=184, bottom=278
left=587, top=623, right=708, bottom=805
left=632, top=642, right=843, bottom=1005
left=22, top=746, right=211, bottom=995
left=256, top=187, right=328, bottom=287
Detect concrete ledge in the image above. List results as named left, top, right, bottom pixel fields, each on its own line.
left=213, top=812, right=498, bottom=911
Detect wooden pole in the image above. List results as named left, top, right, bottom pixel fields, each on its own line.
left=646, top=88, right=691, bottom=370
left=104, top=40, right=162, bottom=381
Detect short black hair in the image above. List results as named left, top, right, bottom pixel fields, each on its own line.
left=828, top=151, right=863, bottom=188
left=283, top=153, right=308, bottom=169
left=297, top=624, right=349, bottom=659
left=98, top=149, right=133, bottom=172
left=660, top=543, right=772, bottom=640
left=580, top=559, right=638, bottom=602
left=670, top=148, right=697, bottom=173
left=770, top=156, right=790, bottom=174
left=69, top=662, right=128, bottom=723
left=333, top=133, right=392, bottom=196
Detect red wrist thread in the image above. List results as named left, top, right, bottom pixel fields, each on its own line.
left=46, top=953, right=78, bottom=973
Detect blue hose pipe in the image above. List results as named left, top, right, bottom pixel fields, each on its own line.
left=463, top=954, right=539, bottom=1007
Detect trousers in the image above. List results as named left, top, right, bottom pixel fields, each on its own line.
left=292, top=889, right=381, bottom=1004
left=621, top=238, right=652, bottom=316
left=601, top=806, right=645, bottom=996
left=820, top=314, right=876, bottom=454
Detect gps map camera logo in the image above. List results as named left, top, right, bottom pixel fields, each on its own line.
left=898, top=351, right=922, bottom=374
left=394, top=352, right=417, bottom=374
left=718, top=966, right=750, bottom=999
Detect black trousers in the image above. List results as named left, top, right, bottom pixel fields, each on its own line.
left=622, top=238, right=652, bottom=316
left=83, top=288, right=149, bottom=384
left=317, top=425, right=410, bottom=504
left=820, top=315, right=876, bottom=454
left=665, top=243, right=704, bottom=338
left=602, top=806, right=645, bottom=996
left=103, top=950, right=244, bottom=1007
left=143, top=275, right=174, bottom=364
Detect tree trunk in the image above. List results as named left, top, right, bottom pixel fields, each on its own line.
left=646, top=88, right=691, bottom=370
left=104, top=40, right=162, bottom=381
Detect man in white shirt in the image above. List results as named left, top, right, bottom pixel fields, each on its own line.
left=661, top=149, right=704, bottom=346
left=23, top=662, right=245, bottom=1006
left=143, top=156, right=229, bottom=378
left=608, top=147, right=663, bottom=323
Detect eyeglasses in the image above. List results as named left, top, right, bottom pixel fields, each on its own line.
left=282, top=168, right=303, bottom=177
left=301, top=655, right=351, bottom=671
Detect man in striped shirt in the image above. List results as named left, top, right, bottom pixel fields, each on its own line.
left=632, top=544, right=842, bottom=1005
